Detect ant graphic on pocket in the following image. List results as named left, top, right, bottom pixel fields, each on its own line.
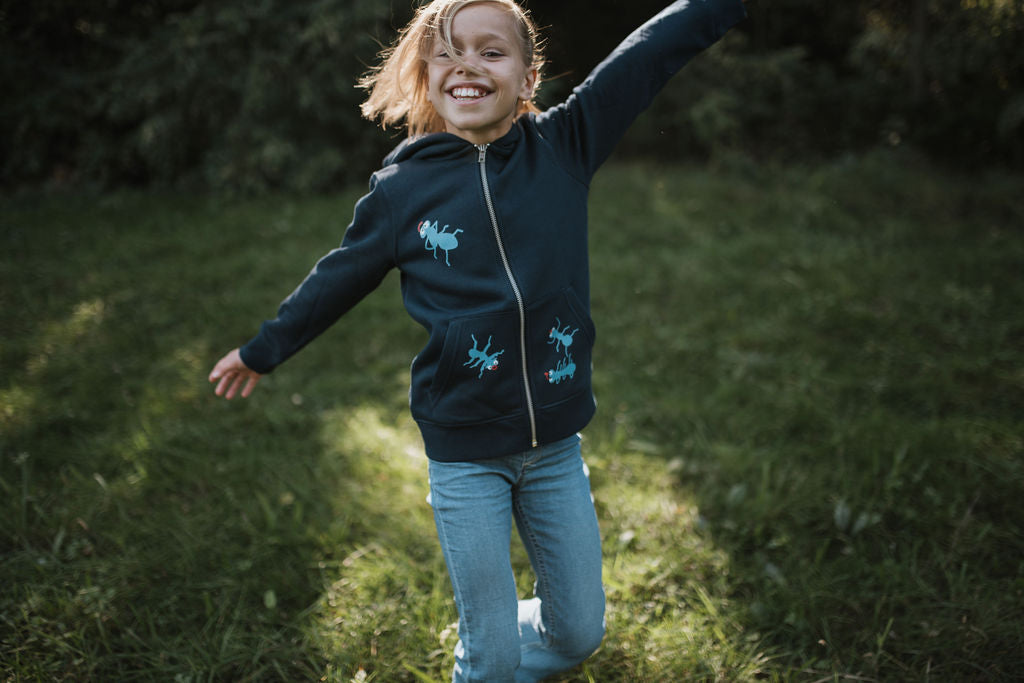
left=545, top=353, right=576, bottom=384
left=418, top=220, right=463, bottom=267
left=464, top=334, right=504, bottom=378
left=548, top=317, right=578, bottom=354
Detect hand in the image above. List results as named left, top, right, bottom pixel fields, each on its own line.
left=209, top=348, right=263, bottom=399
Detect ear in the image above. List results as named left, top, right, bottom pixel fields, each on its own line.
left=519, top=67, right=538, bottom=101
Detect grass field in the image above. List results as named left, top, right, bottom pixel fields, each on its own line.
left=2, top=152, right=1022, bottom=681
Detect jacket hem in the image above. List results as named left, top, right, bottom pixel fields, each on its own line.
left=418, top=391, right=596, bottom=462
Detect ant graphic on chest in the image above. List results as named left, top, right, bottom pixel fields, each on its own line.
left=417, top=220, right=463, bottom=266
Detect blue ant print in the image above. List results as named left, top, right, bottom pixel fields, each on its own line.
left=544, top=316, right=580, bottom=385
left=464, top=334, right=504, bottom=379
left=545, top=354, right=576, bottom=384
left=418, top=220, right=463, bottom=266
left=548, top=317, right=578, bottom=354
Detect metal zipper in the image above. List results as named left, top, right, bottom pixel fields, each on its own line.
left=477, top=144, right=538, bottom=448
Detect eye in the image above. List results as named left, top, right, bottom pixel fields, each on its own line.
left=483, top=50, right=504, bottom=58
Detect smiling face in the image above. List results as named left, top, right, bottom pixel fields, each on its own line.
left=425, top=2, right=537, bottom=145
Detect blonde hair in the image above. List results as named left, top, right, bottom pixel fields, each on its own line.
left=359, top=0, right=544, bottom=138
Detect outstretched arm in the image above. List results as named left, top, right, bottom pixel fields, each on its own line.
left=209, top=348, right=262, bottom=399
left=534, top=0, right=747, bottom=180
left=234, top=173, right=396, bottom=376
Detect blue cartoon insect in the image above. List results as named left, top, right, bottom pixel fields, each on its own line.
left=418, top=220, right=463, bottom=266
left=464, top=334, right=504, bottom=378
left=548, top=317, right=578, bottom=354
left=544, top=354, right=577, bottom=384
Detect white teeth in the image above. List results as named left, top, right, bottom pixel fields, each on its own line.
left=451, top=87, right=487, bottom=99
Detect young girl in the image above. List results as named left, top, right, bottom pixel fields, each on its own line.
left=209, top=1, right=746, bottom=680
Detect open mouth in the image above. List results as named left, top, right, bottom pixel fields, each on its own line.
left=448, top=86, right=492, bottom=101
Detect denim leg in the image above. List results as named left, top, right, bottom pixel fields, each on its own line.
left=429, top=458, right=521, bottom=683
left=428, top=436, right=605, bottom=683
left=513, top=435, right=606, bottom=683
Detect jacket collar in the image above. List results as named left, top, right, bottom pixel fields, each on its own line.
left=382, top=118, right=525, bottom=167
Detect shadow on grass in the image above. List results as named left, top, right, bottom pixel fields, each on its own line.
left=581, top=157, right=1024, bottom=681
left=0, top=193, right=451, bottom=680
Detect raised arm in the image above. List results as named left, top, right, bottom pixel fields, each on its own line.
left=534, top=0, right=747, bottom=181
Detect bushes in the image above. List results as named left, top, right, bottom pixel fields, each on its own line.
left=621, top=35, right=847, bottom=162
left=619, top=0, right=1024, bottom=167
left=846, top=0, right=1024, bottom=167
left=1, top=0, right=404, bottom=192
left=2, top=0, right=1022, bottom=192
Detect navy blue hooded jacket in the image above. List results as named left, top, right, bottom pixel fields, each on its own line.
left=239, top=0, right=747, bottom=462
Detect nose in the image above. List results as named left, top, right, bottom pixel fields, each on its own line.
left=455, top=55, right=484, bottom=77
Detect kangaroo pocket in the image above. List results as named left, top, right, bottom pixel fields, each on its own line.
left=528, top=287, right=596, bottom=409
left=417, top=308, right=524, bottom=425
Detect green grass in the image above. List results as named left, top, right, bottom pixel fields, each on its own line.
left=2, top=151, right=1022, bottom=681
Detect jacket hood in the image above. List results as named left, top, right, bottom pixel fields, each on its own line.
left=382, top=120, right=526, bottom=167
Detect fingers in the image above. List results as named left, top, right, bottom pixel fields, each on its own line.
left=227, top=373, right=246, bottom=400
left=241, top=374, right=261, bottom=398
left=208, top=349, right=242, bottom=383
left=209, top=349, right=262, bottom=399
left=215, top=370, right=258, bottom=400
left=213, top=371, right=235, bottom=398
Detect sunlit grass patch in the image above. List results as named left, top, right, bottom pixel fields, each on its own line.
left=586, top=448, right=774, bottom=681
left=2, top=154, right=1022, bottom=680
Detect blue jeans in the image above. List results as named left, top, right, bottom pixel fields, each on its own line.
left=428, top=434, right=605, bottom=683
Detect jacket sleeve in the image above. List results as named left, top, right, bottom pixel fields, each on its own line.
left=534, top=0, right=746, bottom=182
left=239, top=173, right=396, bottom=374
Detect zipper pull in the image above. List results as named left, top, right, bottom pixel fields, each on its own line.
left=477, top=144, right=487, bottom=163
